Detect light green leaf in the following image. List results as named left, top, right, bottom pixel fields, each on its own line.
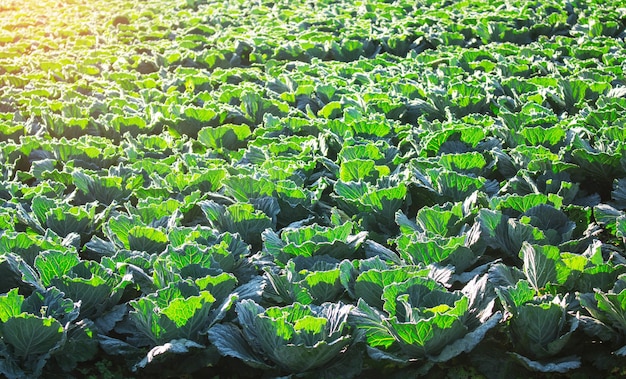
left=128, top=226, right=168, bottom=254
left=34, top=250, right=80, bottom=287
left=0, top=289, right=24, bottom=323
left=521, top=243, right=560, bottom=292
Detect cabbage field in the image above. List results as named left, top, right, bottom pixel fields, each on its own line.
left=1, top=0, right=626, bottom=377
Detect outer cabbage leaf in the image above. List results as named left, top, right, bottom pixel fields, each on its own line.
left=593, top=203, right=623, bottom=234
left=411, top=202, right=466, bottom=237
left=206, top=323, right=272, bottom=369
left=520, top=243, right=561, bottom=292
left=194, top=273, right=238, bottom=305
left=2, top=314, right=64, bottom=358
left=438, top=151, right=489, bottom=177
left=133, top=338, right=220, bottom=374
left=127, top=226, right=169, bottom=254
left=509, top=352, right=581, bottom=374
left=490, top=193, right=564, bottom=217
left=167, top=226, right=221, bottom=248
left=48, top=260, right=129, bottom=319
left=519, top=242, right=626, bottom=294
left=339, top=159, right=385, bottom=182
left=52, top=319, right=98, bottom=372
left=166, top=104, right=220, bottom=139
left=163, top=169, right=226, bottom=195
left=434, top=170, right=494, bottom=202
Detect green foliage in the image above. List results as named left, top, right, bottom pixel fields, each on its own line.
left=1, top=0, right=626, bottom=377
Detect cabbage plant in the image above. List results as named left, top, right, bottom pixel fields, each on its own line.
left=496, top=280, right=581, bottom=373
left=26, top=196, right=97, bottom=239
left=0, top=288, right=97, bottom=379
left=126, top=280, right=236, bottom=372
left=579, top=283, right=626, bottom=356
left=208, top=300, right=360, bottom=377
left=349, top=275, right=501, bottom=371
left=263, top=258, right=344, bottom=305
left=262, top=221, right=367, bottom=265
